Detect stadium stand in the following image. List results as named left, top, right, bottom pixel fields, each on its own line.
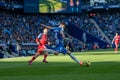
left=1, top=10, right=120, bottom=57
left=0, top=0, right=120, bottom=58
left=93, top=12, right=120, bottom=41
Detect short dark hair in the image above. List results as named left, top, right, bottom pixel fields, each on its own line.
left=60, top=22, right=66, bottom=26
left=43, top=27, right=49, bottom=30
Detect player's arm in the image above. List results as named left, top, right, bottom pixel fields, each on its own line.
left=47, top=41, right=51, bottom=45
left=36, top=38, right=39, bottom=45
left=41, top=24, right=52, bottom=29
left=60, top=31, right=65, bottom=38
left=112, top=37, right=115, bottom=44
left=41, top=24, right=57, bottom=32
left=36, top=33, right=42, bottom=45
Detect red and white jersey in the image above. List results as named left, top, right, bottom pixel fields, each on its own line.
left=36, top=33, right=48, bottom=45
left=114, top=35, right=120, bottom=43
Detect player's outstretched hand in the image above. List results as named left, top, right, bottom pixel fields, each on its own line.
left=40, top=24, right=46, bottom=26
left=40, top=24, right=52, bottom=29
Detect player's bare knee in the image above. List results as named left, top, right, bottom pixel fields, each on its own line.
left=67, top=51, right=71, bottom=55
left=54, top=52, right=58, bottom=55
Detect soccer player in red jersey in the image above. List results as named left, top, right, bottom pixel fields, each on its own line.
left=28, top=28, right=49, bottom=65
left=112, top=33, right=120, bottom=53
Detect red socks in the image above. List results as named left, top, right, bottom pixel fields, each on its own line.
left=31, top=57, right=36, bottom=61
left=43, top=54, right=48, bottom=61
left=30, top=54, right=47, bottom=62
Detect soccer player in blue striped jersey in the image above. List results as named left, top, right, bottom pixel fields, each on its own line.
left=41, top=22, right=90, bottom=67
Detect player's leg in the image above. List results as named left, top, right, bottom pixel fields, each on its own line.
left=115, top=43, right=118, bottom=53
left=57, top=43, right=86, bottom=66
left=42, top=48, right=59, bottom=63
left=66, top=50, right=82, bottom=64
left=44, top=48, right=59, bottom=55
left=30, top=52, right=40, bottom=61
left=42, top=52, right=48, bottom=63
left=57, top=44, right=81, bottom=65
left=28, top=52, right=40, bottom=65
left=55, top=44, right=81, bottom=65
left=28, top=48, right=43, bottom=65
left=66, top=51, right=90, bottom=66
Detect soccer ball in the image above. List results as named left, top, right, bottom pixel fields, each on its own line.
left=84, top=61, right=91, bottom=67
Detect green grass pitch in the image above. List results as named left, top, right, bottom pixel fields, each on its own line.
left=0, top=49, right=120, bottom=80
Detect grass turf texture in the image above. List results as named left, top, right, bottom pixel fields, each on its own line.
left=39, top=0, right=66, bottom=13
left=0, top=49, right=120, bottom=80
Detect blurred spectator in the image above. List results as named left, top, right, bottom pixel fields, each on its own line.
left=1, top=11, right=118, bottom=55
left=94, top=12, right=120, bottom=41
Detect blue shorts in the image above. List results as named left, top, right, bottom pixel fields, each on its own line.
left=55, top=44, right=68, bottom=55
left=46, top=44, right=68, bottom=55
